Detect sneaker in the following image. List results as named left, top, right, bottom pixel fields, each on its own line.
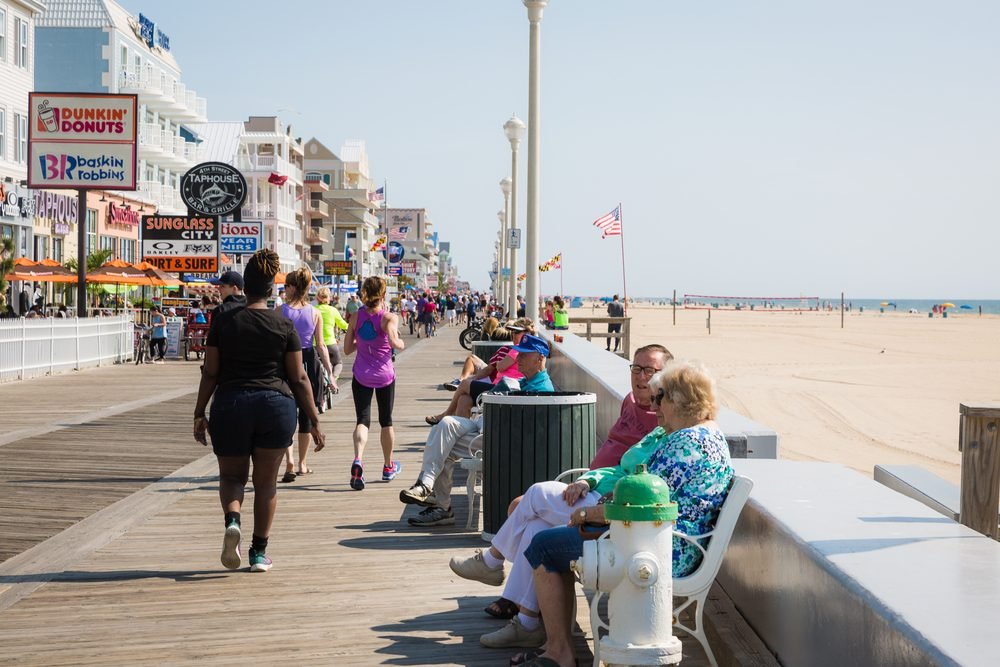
left=350, top=460, right=365, bottom=491
left=408, top=506, right=455, bottom=526
left=442, top=379, right=460, bottom=392
left=382, top=461, right=401, bottom=482
left=480, top=617, right=546, bottom=648
left=399, top=481, right=438, bottom=507
left=449, top=549, right=504, bottom=586
left=220, top=523, right=241, bottom=570
left=248, top=548, right=272, bottom=572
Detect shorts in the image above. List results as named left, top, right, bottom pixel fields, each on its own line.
left=469, top=379, right=494, bottom=403
left=524, top=525, right=607, bottom=574
left=209, top=388, right=297, bottom=457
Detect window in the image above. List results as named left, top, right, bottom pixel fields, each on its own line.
left=33, top=235, right=47, bottom=261
left=52, top=238, right=63, bottom=264
left=15, top=18, right=27, bottom=69
left=0, top=9, right=6, bottom=62
left=14, top=113, right=26, bottom=164
left=0, top=107, right=6, bottom=162
left=86, top=209, right=97, bottom=255
left=100, top=235, right=115, bottom=255
left=119, top=238, right=136, bottom=263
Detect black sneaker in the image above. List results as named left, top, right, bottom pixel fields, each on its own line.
left=407, top=506, right=455, bottom=526
left=399, top=481, right=437, bottom=507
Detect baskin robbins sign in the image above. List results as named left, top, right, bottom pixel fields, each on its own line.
left=27, top=92, right=138, bottom=190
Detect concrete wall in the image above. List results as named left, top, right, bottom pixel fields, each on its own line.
left=539, top=329, right=779, bottom=458
left=721, top=460, right=1000, bottom=667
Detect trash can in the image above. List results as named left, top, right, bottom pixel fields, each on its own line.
left=472, top=340, right=508, bottom=364
left=481, top=391, right=597, bottom=535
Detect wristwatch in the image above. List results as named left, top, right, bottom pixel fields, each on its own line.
left=577, top=509, right=587, bottom=523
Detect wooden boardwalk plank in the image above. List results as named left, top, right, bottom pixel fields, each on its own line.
left=0, top=326, right=728, bottom=665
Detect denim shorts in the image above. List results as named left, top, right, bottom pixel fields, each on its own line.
left=209, top=388, right=297, bottom=457
left=524, top=524, right=609, bottom=574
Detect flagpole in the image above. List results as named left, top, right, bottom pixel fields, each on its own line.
left=618, top=202, right=628, bottom=315
left=560, top=251, right=564, bottom=297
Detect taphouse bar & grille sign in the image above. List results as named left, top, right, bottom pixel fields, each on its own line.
left=27, top=92, right=138, bottom=190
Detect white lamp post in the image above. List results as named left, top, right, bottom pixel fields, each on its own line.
left=523, top=0, right=548, bottom=323
left=503, top=113, right=525, bottom=319
left=497, top=206, right=508, bottom=310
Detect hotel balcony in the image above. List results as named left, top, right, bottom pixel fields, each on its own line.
left=137, top=122, right=162, bottom=158
left=307, top=199, right=330, bottom=219
left=236, top=154, right=303, bottom=184
left=305, top=173, right=329, bottom=191
left=118, top=67, right=207, bottom=123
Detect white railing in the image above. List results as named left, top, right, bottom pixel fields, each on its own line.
left=0, top=315, right=134, bottom=383
left=139, top=122, right=162, bottom=150
left=195, top=97, right=208, bottom=120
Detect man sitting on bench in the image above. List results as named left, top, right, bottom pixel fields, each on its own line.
left=400, top=335, right=556, bottom=526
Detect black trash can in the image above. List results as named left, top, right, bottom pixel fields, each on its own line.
left=472, top=340, right=508, bottom=364
left=481, top=391, right=597, bottom=535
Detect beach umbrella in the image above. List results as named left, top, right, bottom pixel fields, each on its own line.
left=960, top=305, right=973, bottom=309
left=880, top=301, right=890, bottom=307
left=134, top=261, right=184, bottom=287
left=940, top=302, right=956, bottom=309
left=5, top=258, right=78, bottom=283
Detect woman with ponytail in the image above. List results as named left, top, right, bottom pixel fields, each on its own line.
left=343, top=275, right=405, bottom=490
left=278, top=266, right=333, bottom=481
left=193, top=249, right=326, bottom=573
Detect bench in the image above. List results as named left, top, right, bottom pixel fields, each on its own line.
left=873, top=464, right=959, bottom=521
left=585, top=475, right=754, bottom=667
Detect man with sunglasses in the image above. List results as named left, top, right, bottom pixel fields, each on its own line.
left=589, top=343, right=673, bottom=468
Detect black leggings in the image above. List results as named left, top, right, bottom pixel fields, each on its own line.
left=150, top=337, right=166, bottom=359
left=352, top=377, right=395, bottom=428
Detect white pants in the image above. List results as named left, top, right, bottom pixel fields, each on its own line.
left=417, top=416, right=481, bottom=508
left=491, top=480, right=600, bottom=613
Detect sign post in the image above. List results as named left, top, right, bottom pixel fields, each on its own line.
left=28, top=92, right=138, bottom=317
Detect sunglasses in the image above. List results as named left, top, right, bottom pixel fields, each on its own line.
left=652, top=390, right=669, bottom=406
left=630, top=364, right=661, bottom=378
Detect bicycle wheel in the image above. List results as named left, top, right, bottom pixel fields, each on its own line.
left=459, top=326, right=480, bottom=350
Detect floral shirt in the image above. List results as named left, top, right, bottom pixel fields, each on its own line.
left=645, top=425, right=734, bottom=577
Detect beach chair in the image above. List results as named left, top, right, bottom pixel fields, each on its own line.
left=587, top=475, right=754, bottom=667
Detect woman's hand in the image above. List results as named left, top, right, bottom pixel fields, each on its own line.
left=311, top=425, right=326, bottom=451
left=562, top=480, right=591, bottom=505
left=193, top=416, right=209, bottom=446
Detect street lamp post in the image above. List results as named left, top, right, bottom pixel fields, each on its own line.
left=503, top=114, right=525, bottom=320
left=523, top=0, right=548, bottom=323
left=497, top=206, right=507, bottom=311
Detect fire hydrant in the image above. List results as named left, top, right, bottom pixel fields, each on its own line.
left=573, top=465, right=681, bottom=665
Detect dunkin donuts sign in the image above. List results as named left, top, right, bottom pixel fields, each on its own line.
left=27, top=92, right=138, bottom=190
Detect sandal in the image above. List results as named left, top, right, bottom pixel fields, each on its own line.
left=280, top=470, right=297, bottom=483
left=297, top=468, right=313, bottom=476
left=486, top=597, right=519, bottom=619
left=425, top=415, right=441, bottom=426
left=510, top=649, right=543, bottom=666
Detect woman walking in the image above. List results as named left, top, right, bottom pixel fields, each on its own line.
left=279, top=268, right=333, bottom=480
left=193, top=249, right=325, bottom=573
left=343, top=276, right=405, bottom=490
left=314, top=287, right=348, bottom=393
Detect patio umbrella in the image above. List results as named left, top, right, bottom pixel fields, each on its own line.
left=135, top=261, right=184, bottom=288
left=940, top=302, right=956, bottom=309
left=5, top=258, right=78, bottom=283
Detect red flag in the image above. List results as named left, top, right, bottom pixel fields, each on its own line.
left=268, top=172, right=288, bottom=186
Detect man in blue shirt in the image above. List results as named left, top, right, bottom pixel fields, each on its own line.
left=512, top=334, right=554, bottom=392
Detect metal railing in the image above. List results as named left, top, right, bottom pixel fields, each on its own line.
left=0, top=315, right=134, bottom=382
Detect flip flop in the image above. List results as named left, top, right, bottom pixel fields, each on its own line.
left=425, top=415, right=441, bottom=426
left=280, top=471, right=297, bottom=483
left=510, top=649, right=543, bottom=666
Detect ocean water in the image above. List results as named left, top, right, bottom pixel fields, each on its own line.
left=624, top=297, right=1000, bottom=315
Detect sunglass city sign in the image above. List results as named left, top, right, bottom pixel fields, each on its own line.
left=180, top=162, right=247, bottom=218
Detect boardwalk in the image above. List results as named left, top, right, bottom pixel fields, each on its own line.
left=0, top=326, right=761, bottom=666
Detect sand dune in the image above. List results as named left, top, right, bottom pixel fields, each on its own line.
left=570, top=306, right=1000, bottom=483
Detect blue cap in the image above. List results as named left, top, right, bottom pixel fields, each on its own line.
left=512, top=334, right=550, bottom=357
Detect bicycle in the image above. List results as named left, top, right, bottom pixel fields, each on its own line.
left=133, top=324, right=151, bottom=365
left=459, top=315, right=486, bottom=350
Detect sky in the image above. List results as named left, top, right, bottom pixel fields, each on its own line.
left=116, top=0, right=1000, bottom=299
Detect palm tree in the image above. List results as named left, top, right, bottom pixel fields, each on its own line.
left=65, top=248, right=114, bottom=306
left=0, top=235, right=14, bottom=311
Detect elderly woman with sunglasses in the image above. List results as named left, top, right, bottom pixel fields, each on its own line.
left=451, top=360, right=733, bottom=660
left=505, top=361, right=734, bottom=667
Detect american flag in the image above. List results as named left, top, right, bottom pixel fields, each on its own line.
left=592, top=205, right=621, bottom=238
left=389, top=225, right=409, bottom=241
left=368, top=186, right=385, bottom=203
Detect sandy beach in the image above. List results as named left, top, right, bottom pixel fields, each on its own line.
left=570, top=306, right=1000, bottom=483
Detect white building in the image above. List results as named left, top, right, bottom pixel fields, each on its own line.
left=191, top=116, right=305, bottom=272
left=0, top=0, right=44, bottom=267
left=35, top=1, right=208, bottom=213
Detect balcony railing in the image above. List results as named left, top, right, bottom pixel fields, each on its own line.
left=138, top=122, right=162, bottom=150
left=308, top=200, right=330, bottom=217
left=237, top=154, right=303, bottom=183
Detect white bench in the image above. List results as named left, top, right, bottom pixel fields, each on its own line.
left=586, top=475, right=754, bottom=667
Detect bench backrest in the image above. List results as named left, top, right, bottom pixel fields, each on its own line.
left=674, top=475, right=753, bottom=595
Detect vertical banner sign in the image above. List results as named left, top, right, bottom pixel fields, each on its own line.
left=28, top=92, right=138, bottom=190
left=141, top=215, right=219, bottom=273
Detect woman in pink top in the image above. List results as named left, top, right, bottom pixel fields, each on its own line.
left=343, top=276, right=405, bottom=490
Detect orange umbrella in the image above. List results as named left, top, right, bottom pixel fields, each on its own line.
left=6, top=258, right=78, bottom=283
left=275, top=272, right=286, bottom=285
left=134, top=261, right=184, bottom=287
left=87, top=261, right=156, bottom=286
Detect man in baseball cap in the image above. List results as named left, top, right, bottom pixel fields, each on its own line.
left=208, top=270, right=246, bottom=323
left=511, top=334, right=555, bottom=392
